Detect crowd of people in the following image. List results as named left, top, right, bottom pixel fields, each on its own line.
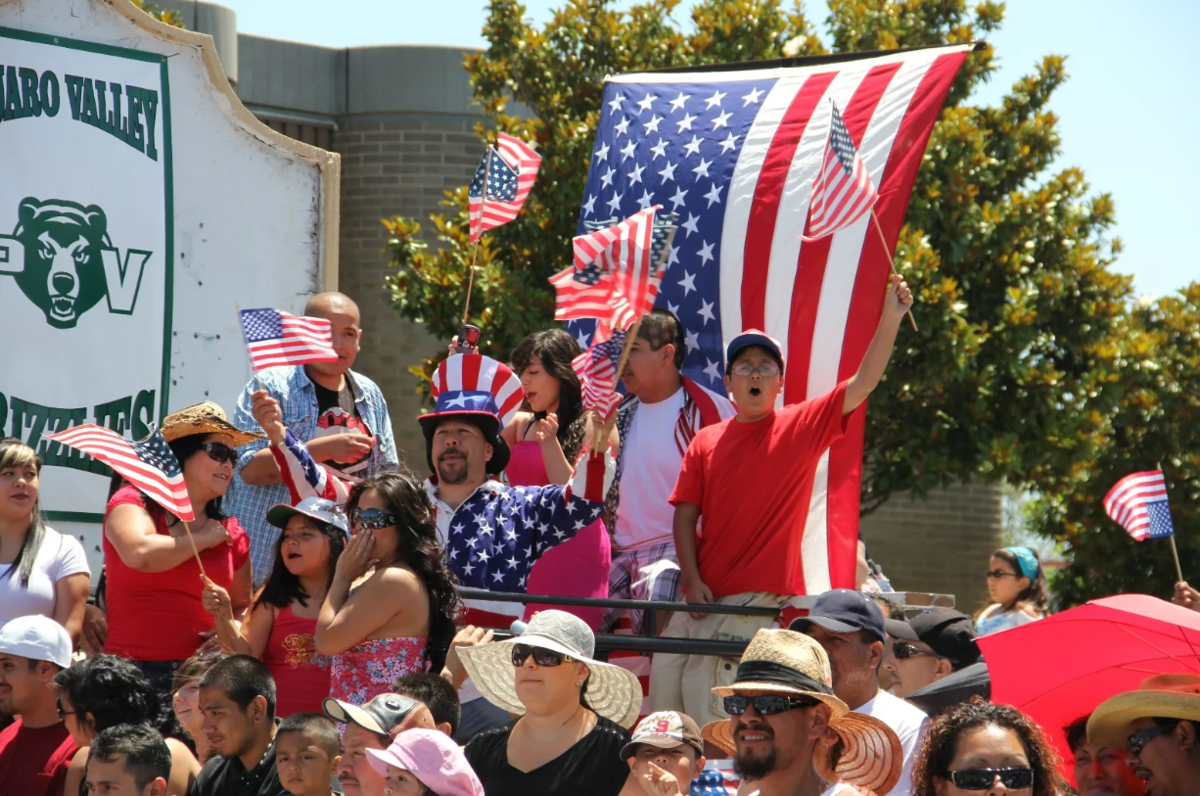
left=4, top=281, right=1200, bottom=796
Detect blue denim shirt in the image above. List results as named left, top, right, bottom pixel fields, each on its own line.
left=224, top=365, right=399, bottom=584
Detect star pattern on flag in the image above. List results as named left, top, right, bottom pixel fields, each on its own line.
left=131, top=432, right=184, bottom=478
left=240, top=309, right=283, bottom=343
left=468, top=149, right=519, bottom=203
left=1146, top=500, right=1176, bottom=539
left=568, top=79, right=774, bottom=385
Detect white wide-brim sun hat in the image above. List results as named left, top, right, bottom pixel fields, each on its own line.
left=457, top=610, right=644, bottom=728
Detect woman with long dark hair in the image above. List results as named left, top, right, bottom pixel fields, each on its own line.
left=0, top=437, right=90, bottom=642
left=101, top=403, right=258, bottom=694
left=201, top=497, right=346, bottom=716
left=976, top=546, right=1049, bottom=636
left=315, top=466, right=462, bottom=705
left=55, top=654, right=201, bottom=796
left=504, top=330, right=613, bottom=629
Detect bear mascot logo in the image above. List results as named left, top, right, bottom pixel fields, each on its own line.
left=2, top=197, right=153, bottom=329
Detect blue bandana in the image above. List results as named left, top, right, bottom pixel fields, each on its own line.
left=1004, top=546, right=1039, bottom=580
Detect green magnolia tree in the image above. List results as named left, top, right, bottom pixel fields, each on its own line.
left=1031, top=284, right=1200, bottom=606
left=383, top=0, right=1130, bottom=522
left=132, top=0, right=185, bottom=27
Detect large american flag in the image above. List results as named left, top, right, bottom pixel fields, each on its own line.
left=569, top=45, right=971, bottom=593
left=239, top=308, right=338, bottom=371
left=468, top=132, right=542, bottom=242
left=803, top=99, right=880, bottom=240
left=1104, top=470, right=1175, bottom=541
left=45, top=426, right=194, bottom=521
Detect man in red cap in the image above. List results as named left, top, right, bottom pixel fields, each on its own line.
left=650, top=275, right=913, bottom=725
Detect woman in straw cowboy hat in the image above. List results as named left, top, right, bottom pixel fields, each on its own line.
left=458, top=609, right=643, bottom=796
left=99, top=402, right=261, bottom=695
left=700, top=628, right=903, bottom=796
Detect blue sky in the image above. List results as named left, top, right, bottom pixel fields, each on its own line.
left=228, top=0, right=1197, bottom=298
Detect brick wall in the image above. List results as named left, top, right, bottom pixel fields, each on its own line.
left=860, top=481, right=1004, bottom=612
left=333, top=117, right=482, bottom=466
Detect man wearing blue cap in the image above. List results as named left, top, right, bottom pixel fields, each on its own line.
left=649, top=275, right=913, bottom=725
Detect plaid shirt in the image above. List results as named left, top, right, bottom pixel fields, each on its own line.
left=224, top=365, right=398, bottom=584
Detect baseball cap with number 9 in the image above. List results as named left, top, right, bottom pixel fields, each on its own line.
left=620, top=710, right=704, bottom=760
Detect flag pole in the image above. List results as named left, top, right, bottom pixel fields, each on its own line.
left=180, top=519, right=208, bottom=579
left=463, top=146, right=493, bottom=325
left=870, top=210, right=918, bottom=332
left=1159, top=461, right=1185, bottom=584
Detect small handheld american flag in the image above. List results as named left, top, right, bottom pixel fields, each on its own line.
left=239, top=308, right=339, bottom=371
left=802, top=99, right=881, bottom=241
left=1104, top=470, right=1175, bottom=541
left=46, top=426, right=195, bottom=522
left=572, top=329, right=629, bottom=422
left=468, top=132, right=542, bottom=242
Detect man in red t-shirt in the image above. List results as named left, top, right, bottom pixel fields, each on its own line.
left=0, top=615, right=79, bottom=796
left=648, top=274, right=914, bottom=724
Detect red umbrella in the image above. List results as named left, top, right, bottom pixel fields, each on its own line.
left=978, top=594, right=1200, bottom=782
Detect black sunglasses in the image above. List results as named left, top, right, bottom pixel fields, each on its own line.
left=1127, top=724, right=1174, bottom=754
left=943, top=768, right=1034, bottom=790
left=511, top=644, right=573, bottom=668
left=350, top=507, right=397, bottom=530
left=985, top=570, right=1020, bottom=580
left=200, top=442, right=237, bottom=466
left=723, top=695, right=819, bottom=716
left=56, top=696, right=77, bottom=720
left=893, top=641, right=941, bottom=661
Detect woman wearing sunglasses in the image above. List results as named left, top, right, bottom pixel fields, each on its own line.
left=100, top=402, right=260, bottom=696
left=459, top=609, right=643, bottom=796
left=975, top=547, right=1048, bottom=637
left=54, top=653, right=201, bottom=796
left=200, top=496, right=347, bottom=716
left=912, top=698, right=1066, bottom=796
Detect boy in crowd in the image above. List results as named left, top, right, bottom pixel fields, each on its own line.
left=392, top=672, right=461, bottom=737
left=84, top=723, right=172, bottom=796
left=0, top=615, right=78, bottom=796
left=618, top=711, right=707, bottom=796
left=275, top=713, right=342, bottom=796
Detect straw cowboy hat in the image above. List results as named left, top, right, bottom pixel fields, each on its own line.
left=159, top=401, right=262, bottom=447
left=704, top=629, right=903, bottom=796
left=1088, top=672, right=1200, bottom=748
left=457, top=610, right=643, bottom=728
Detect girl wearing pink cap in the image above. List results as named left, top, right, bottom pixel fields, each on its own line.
left=366, top=729, right=484, bottom=796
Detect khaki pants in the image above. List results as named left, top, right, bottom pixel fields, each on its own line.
left=648, top=591, right=787, bottom=727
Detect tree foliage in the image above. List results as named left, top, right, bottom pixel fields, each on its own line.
left=131, top=0, right=185, bottom=28
left=1031, top=285, right=1200, bottom=606
left=382, top=0, right=1132, bottom=527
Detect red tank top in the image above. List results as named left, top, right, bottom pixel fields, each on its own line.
left=103, top=485, right=250, bottom=661
left=262, top=604, right=331, bottom=717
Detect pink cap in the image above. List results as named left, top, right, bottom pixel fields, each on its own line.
left=365, top=729, right=484, bottom=796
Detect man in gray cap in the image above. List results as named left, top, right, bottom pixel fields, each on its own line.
left=323, top=692, right=437, bottom=796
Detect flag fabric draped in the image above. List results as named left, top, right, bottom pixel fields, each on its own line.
left=468, top=132, right=542, bottom=242
left=46, top=426, right=194, bottom=521
left=239, top=308, right=338, bottom=371
left=802, top=99, right=881, bottom=241
left=572, top=330, right=629, bottom=421
left=568, top=45, right=971, bottom=593
left=1104, top=470, right=1175, bottom=541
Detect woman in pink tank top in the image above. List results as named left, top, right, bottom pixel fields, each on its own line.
left=504, top=330, right=614, bottom=629
left=202, top=496, right=345, bottom=717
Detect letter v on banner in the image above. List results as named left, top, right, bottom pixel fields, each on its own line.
left=99, top=246, right=151, bottom=313
left=0, top=235, right=24, bottom=274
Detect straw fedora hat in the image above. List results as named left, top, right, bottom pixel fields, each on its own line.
left=705, top=629, right=902, bottom=796
left=457, top=610, right=643, bottom=728
left=159, top=401, right=263, bottom=447
left=1088, top=672, right=1200, bottom=748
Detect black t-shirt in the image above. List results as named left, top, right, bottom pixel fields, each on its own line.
left=311, top=376, right=372, bottom=477
left=464, top=715, right=631, bottom=796
left=186, top=736, right=288, bottom=796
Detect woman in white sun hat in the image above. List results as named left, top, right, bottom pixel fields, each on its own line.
left=459, top=609, right=642, bottom=796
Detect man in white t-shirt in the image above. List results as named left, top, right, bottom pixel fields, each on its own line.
left=599, top=310, right=734, bottom=635
left=791, top=590, right=930, bottom=796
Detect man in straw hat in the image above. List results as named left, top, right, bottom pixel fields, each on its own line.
left=1088, top=674, right=1200, bottom=796
left=701, top=628, right=902, bottom=796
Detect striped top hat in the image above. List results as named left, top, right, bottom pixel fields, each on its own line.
left=419, top=354, right=524, bottom=475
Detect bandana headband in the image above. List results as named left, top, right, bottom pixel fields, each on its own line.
left=1005, top=546, right=1039, bottom=580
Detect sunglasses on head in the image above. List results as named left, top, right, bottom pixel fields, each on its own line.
left=511, top=644, right=573, bottom=668
left=985, top=570, right=1020, bottom=580
left=723, top=694, right=819, bottom=716
left=1127, top=724, right=1174, bottom=754
left=943, top=768, right=1034, bottom=790
left=200, top=442, right=237, bottom=466
left=350, top=507, right=397, bottom=530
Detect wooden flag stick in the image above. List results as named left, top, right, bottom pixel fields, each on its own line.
left=590, top=318, right=642, bottom=451
left=1159, top=461, right=1185, bottom=584
left=180, top=519, right=208, bottom=579
left=870, top=210, right=918, bottom=332
left=462, top=146, right=493, bottom=325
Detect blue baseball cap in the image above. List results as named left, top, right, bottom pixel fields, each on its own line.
left=726, top=329, right=784, bottom=370
left=789, top=589, right=886, bottom=643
